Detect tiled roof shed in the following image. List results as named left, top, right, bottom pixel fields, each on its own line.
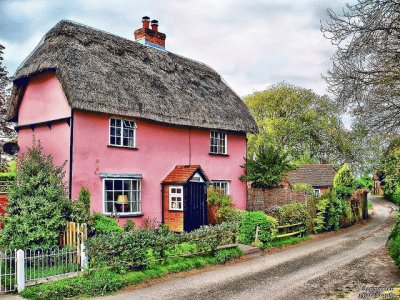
left=286, top=164, right=337, bottom=187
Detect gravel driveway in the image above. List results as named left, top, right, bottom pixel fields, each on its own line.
left=96, top=196, right=399, bottom=300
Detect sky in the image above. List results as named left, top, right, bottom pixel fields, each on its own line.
left=0, top=0, right=350, bottom=98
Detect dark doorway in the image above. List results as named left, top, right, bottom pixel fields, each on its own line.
left=184, top=182, right=208, bottom=232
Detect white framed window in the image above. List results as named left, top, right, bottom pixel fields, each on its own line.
left=103, top=178, right=141, bottom=215
left=211, top=181, right=230, bottom=195
left=210, top=131, right=227, bottom=154
left=109, top=118, right=136, bottom=148
left=169, top=186, right=183, bottom=211
left=313, top=189, right=321, bottom=197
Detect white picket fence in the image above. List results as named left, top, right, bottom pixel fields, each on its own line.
left=0, top=244, right=88, bottom=293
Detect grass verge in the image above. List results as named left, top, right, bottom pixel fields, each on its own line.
left=20, top=247, right=242, bottom=300
left=267, top=236, right=309, bottom=249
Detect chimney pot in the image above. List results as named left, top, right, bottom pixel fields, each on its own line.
left=142, top=16, right=150, bottom=29
left=151, top=19, right=159, bottom=32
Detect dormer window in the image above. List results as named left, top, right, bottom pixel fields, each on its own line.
left=210, top=131, right=227, bottom=154
left=109, top=118, right=136, bottom=148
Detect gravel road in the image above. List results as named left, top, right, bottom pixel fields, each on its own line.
left=97, top=196, right=399, bottom=300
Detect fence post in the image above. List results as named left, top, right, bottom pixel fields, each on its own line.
left=80, top=243, right=88, bottom=271
left=16, top=249, right=25, bottom=293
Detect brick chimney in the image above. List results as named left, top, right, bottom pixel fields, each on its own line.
left=134, top=16, right=166, bottom=51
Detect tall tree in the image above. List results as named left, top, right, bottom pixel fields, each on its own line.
left=244, top=83, right=352, bottom=167
left=0, top=43, right=16, bottom=167
left=322, top=0, right=400, bottom=134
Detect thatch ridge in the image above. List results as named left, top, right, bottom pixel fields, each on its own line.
left=8, top=20, right=258, bottom=133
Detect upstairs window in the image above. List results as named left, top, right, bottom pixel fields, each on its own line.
left=210, top=131, right=227, bottom=154
left=110, top=118, right=136, bottom=148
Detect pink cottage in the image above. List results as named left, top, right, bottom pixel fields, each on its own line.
left=7, top=19, right=258, bottom=231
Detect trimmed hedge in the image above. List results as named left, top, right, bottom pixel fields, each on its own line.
left=92, top=213, right=123, bottom=235
left=388, top=213, right=400, bottom=267
left=238, top=211, right=276, bottom=245
left=86, top=222, right=240, bottom=272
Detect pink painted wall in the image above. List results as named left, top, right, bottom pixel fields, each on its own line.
left=17, top=73, right=71, bottom=185
left=71, top=110, right=247, bottom=226
left=18, top=73, right=71, bottom=125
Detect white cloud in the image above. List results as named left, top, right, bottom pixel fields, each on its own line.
left=0, top=0, right=350, bottom=97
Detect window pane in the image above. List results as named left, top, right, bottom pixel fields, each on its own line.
left=105, top=180, right=113, bottom=191
left=110, top=118, right=115, bottom=126
left=110, top=136, right=116, bottom=145
left=116, top=137, right=121, bottom=145
left=124, top=180, right=131, bottom=191
left=114, top=180, right=123, bottom=190
left=116, top=128, right=121, bottom=136
left=106, top=202, right=114, bottom=213
left=106, top=191, right=113, bottom=201
left=115, top=119, right=121, bottom=127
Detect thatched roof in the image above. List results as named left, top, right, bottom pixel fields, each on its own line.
left=287, top=164, right=337, bottom=187
left=7, top=20, right=258, bottom=133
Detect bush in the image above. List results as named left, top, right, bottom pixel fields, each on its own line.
left=207, top=187, right=234, bottom=224
left=277, top=202, right=311, bottom=233
left=334, top=163, right=354, bottom=189
left=124, top=220, right=136, bottom=232
left=388, top=213, right=400, bottom=267
left=214, top=247, right=243, bottom=264
left=87, top=222, right=240, bottom=272
left=238, top=211, right=276, bottom=245
left=313, top=191, right=344, bottom=233
left=86, top=229, right=157, bottom=271
left=70, top=187, right=92, bottom=225
left=240, top=144, right=295, bottom=188
left=93, top=213, right=123, bottom=235
left=291, top=183, right=313, bottom=195
left=0, top=138, right=70, bottom=249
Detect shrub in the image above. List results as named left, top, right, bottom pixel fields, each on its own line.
left=86, top=229, right=157, bottom=271
left=313, top=191, right=344, bottom=233
left=334, top=163, right=355, bottom=199
left=70, top=187, right=92, bottom=225
left=0, top=138, right=70, bottom=249
left=93, top=213, right=123, bottom=235
left=214, top=247, right=243, bottom=264
left=238, top=211, right=276, bottom=245
left=334, top=163, right=354, bottom=189
left=142, top=217, right=160, bottom=230
left=292, top=183, right=313, bottom=195
left=124, top=220, right=136, bottom=232
left=207, top=187, right=234, bottom=224
left=277, top=202, right=311, bottom=233
left=240, top=144, right=295, bottom=188
left=388, top=213, right=400, bottom=267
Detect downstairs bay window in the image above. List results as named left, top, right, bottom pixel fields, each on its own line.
left=103, top=177, right=142, bottom=215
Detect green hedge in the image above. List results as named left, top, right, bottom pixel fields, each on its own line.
left=388, top=213, right=400, bottom=267
left=92, top=213, right=123, bottom=235
left=277, top=202, right=311, bottom=233
left=238, top=211, right=276, bottom=245
left=86, top=222, right=239, bottom=272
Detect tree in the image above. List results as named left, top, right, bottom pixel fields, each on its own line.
left=322, top=0, right=400, bottom=134
left=244, top=83, right=353, bottom=166
left=240, top=144, right=294, bottom=188
left=0, top=138, right=70, bottom=249
left=378, top=136, right=400, bottom=204
left=334, top=163, right=354, bottom=189
left=0, top=44, right=16, bottom=167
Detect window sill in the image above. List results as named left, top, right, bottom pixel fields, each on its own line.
left=169, top=209, right=183, bottom=212
left=107, top=145, right=138, bottom=150
left=103, top=213, right=144, bottom=218
left=209, top=152, right=229, bottom=157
